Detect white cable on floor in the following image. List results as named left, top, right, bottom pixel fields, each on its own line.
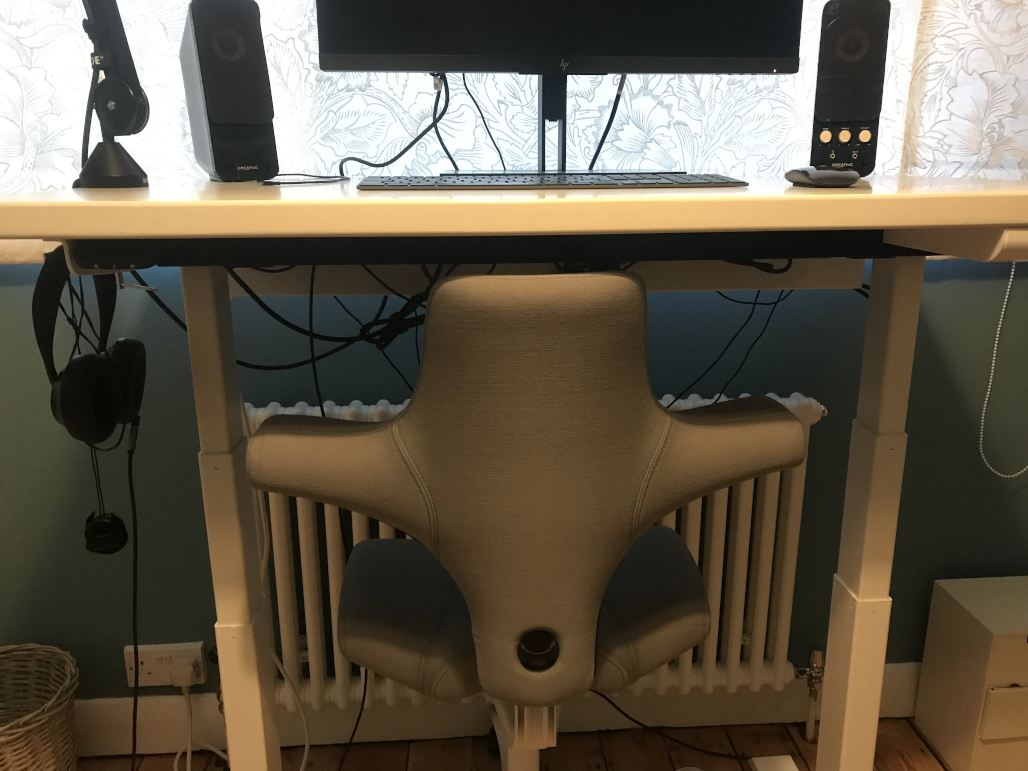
left=174, top=687, right=230, bottom=771
left=979, top=262, right=1028, bottom=478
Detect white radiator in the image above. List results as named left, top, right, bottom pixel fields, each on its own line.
left=244, top=393, right=825, bottom=713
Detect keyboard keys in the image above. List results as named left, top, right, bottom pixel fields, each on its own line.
left=357, top=172, right=746, bottom=190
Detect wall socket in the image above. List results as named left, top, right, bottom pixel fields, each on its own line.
left=124, top=642, right=207, bottom=688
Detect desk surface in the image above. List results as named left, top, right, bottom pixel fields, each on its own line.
left=1, top=176, right=1028, bottom=241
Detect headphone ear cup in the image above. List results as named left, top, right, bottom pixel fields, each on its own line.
left=59, top=354, right=119, bottom=445
left=108, top=338, right=146, bottom=423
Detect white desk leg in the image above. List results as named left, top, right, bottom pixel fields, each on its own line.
left=181, top=267, right=282, bottom=771
left=815, top=256, right=925, bottom=771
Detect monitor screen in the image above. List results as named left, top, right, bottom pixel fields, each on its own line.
left=316, top=0, right=804, bottom=75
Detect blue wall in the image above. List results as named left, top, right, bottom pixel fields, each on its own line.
left=2, top=260, right=1027, bottom=699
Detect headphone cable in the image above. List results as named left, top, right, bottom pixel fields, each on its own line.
left=89, top=446, right=105, bottom=515
left=127, top=418, right=141, bottom=771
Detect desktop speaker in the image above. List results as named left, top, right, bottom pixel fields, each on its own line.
left=810, top=0, right=890, bottom=177
left=180, top=0, right=278, bottom=182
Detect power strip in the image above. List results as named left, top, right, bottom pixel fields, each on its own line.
left=124, top=642, right=207, bottom=688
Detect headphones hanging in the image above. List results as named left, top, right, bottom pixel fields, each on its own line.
left=32, top=246, right=147, bottom=554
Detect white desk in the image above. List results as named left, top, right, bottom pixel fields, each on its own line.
left=3, top=176, right=1027, bottom=771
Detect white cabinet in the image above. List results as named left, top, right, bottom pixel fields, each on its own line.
left=915, top=577, right=1028, bottom=771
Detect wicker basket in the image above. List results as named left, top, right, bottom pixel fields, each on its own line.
left=0, top=645, right=78, bottom=771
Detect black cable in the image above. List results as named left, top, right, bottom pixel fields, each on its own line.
left=132, top=268, right=428, bottom=370
left=335, top=671, right=369, bottom=771
left=432, top=82, right=459, bottom=171
left=591, top=690, right=748, bottom=761
left=89, top=446, right=105, bottom=516
left=131, top=270, right=364, bottom=370
left=81, top=66, right=99, bottom=169
left=332, top=295, right=365, bottom=326
left=724, top=258, right=793, bottom=275
left=131, top=272, right=188, bottom=332
left=68, top=277, right=102, bottom=350
left=588, top=74, right=627, bottom=172
left=413, top=311, right=421, bottom=364
left=263, top=173, right=347, bottom=187
left=127, top=420, right=140, bottom=771
left=463, top=73, right=506, bottom=171
left=228, top=269, right=358, bottom=343
left=335, top=295, right=417, bottom=391
left=94, top=423, right=127, bottom=452
left=379, top=347, right=414, bottom=392
left=672, top=292, right=760, bottom=402
left=309, top=266, right=325, bottom=417
left=715, top=289, right=787, bottom=400
left=240, top=343, right=358, bottom=371
left=337, top=73, right=452, bottom=177
left=361, top=266, right=409, bottom=300
left=716, top=290, right=794, bottom=306
left=65, top=279, right=84, bottom=359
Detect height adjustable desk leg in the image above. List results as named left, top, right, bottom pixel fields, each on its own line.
left=181, top=267, right=282, bottom=771
left=815, top=257, right=925, bottom=771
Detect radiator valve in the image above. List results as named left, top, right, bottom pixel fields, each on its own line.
left=795, top=649, right=825, bottom=744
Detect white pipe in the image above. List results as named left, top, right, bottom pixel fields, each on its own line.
left=701, top=489, right=728, bottom=694
left=683, top=498, right=702, bottom=562
left=323, top=504, right=349, bottom=709
left=269, top=493, right=300, bottom=709
left=747, top=473, right=781, bottom=692
left=771, top=444, right=811, bottom=690
left=677, top=500, right=703, bottom=694
left=296, top=497, right=326, bottom=711
left=723, top=480, right=754, bottom=693
left=351, top=512, right=369, bottom=544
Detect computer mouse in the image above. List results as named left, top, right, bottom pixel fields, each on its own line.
left=785, top=166, right=861, bottom=188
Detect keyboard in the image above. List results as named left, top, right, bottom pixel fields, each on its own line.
left=357, top=172, right=746, bottom=190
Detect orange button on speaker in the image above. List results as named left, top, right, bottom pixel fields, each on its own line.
left=838, top=129, right=852, bottom=143
left=859, top=129, right=873, bottom=143
left=819, top=130, right=833, bottom=143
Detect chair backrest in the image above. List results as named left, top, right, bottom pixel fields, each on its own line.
left=248, top=272, right=806, bottom=707
left=398, top=273, right=670, bottom=706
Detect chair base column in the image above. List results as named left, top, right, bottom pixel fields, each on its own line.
left=488, top=700, right=559, bottom=771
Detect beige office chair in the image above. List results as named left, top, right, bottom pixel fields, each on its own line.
left=248, top=273, right=806, bottom=771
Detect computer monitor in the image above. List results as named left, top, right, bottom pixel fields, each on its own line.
left=315, top=0, right=804, bottom=75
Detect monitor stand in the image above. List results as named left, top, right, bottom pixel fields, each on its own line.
left=538, top=74, right=568, bottom=173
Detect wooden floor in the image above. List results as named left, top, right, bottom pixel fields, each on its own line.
left=77, top=719, right=945, bottom=771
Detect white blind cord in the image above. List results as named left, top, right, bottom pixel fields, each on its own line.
left=979, top=262, right=1027, bottom=478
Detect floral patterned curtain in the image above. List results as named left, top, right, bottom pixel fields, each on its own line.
left=0, top=0, right=1024, bottom=194
left=902, top=0, right=1028, bottom=178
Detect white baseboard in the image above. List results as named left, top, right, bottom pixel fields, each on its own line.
left=76, top=662, right=921, bottom=757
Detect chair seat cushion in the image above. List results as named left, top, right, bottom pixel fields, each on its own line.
left=340, top=538, right=482, bottom=702
left=593, top=525, right=711, bottom=693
